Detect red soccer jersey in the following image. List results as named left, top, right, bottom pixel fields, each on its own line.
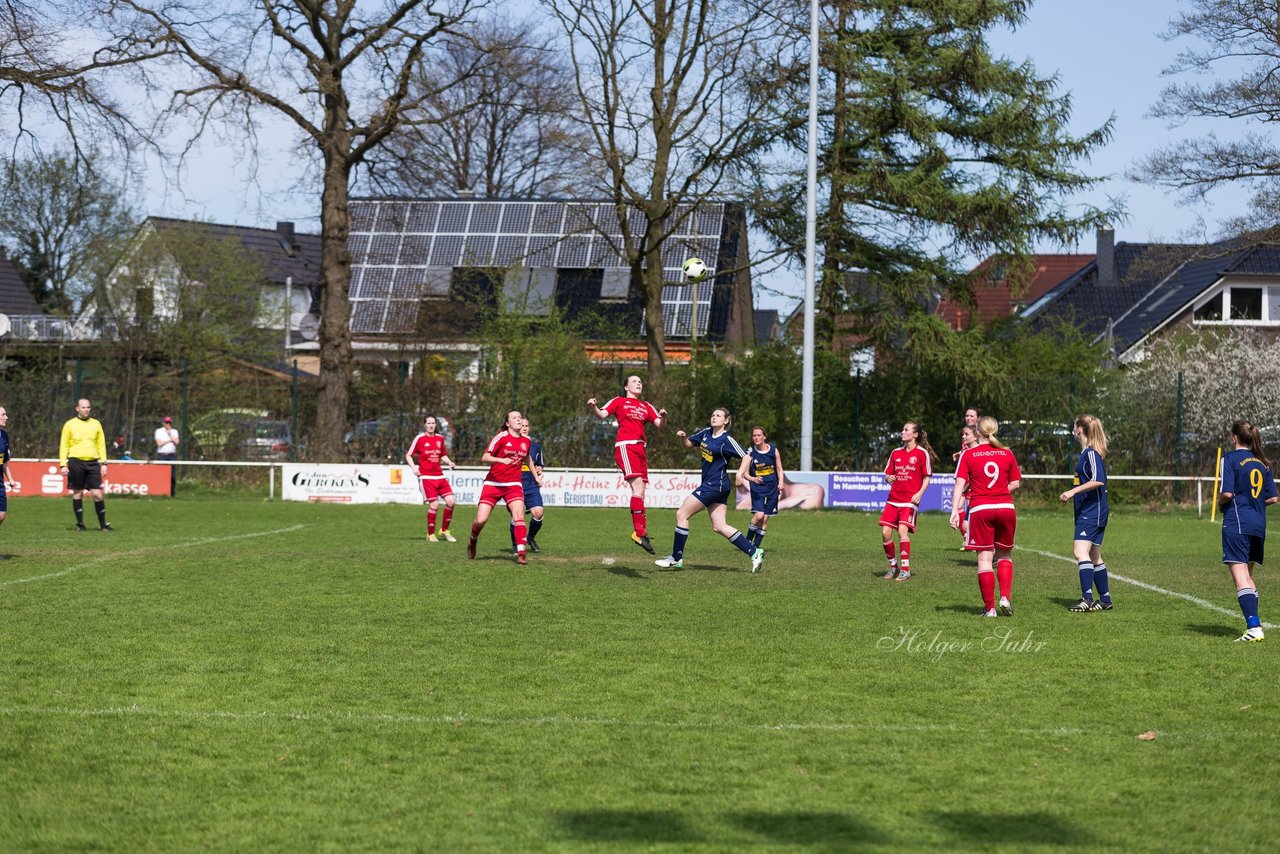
left=955, top=445, right=1021, bottom=504
left=603, top=396, right=661, bottom=443
left=484, top=431, right=532, bottom=484
left=408, top=433, right=447, bottom=476
left=883, top=446, right=933, bottom=504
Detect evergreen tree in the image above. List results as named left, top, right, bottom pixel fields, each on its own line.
left=753, top=0, right=1116, bottom=350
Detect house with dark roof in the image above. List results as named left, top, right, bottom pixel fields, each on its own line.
left=344, top=197, right=758, bottom=364
left=1021, top=229, right=1280, bottom=362
left=0, top=247, right=55, bottom=340
left=936, top=254, right=1093, bottom=330
left=81, top=217, right=322, bottom=349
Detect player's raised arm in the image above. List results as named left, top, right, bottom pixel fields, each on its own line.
left=587, top=397, right=608, bottom=419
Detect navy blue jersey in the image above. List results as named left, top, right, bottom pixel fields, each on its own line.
left=0, top=428, right=9, bottom=465
left=748, top=443, right=779, bottom=495
left=1072, top=448, right=1109, bottom=525
left=688, top=427, right=747, bottom=494
left=521, top=438, right=544, bottom=491
left=1221, top=448, right=1277, bottom=537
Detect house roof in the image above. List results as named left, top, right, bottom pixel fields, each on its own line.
left=753, top=308, right=779, bottom=344
left=1024, top=239, right=1273, bottom=355
left=0, top=248, right=47, bottom=316
left=937, top=254, right=1092, bottom=329
left=148, top=217, right=322, bottom=288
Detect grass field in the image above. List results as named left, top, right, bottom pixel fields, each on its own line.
left=2, top=496, right=1278, bottom=851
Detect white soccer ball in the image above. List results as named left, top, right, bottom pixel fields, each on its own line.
left=682, top=257, right=708, bottom=283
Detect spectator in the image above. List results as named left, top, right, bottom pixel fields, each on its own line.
left=155, top=416, right=179, bottom=495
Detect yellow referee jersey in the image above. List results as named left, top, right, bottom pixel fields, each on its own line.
left=59, top=416, right=107, bottom=466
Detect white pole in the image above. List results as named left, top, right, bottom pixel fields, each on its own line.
left=801, top=0, right=819, bottom=470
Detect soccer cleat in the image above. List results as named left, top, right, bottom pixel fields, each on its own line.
left=516, top=551, right=528, bottom=566
left=1098, top=600, right=1114, bottom=611
left=750, top=548, right=764, bottom=573
left=527, top=538, right=540, bottom=553
left=440, top=530, right=457, bottom=543
left=883, top=566, right=900, bottom=580
left=631, top=532, right=656, bottom=555
left=75, top=524, right=87, bottom=532
left=1235, top=627, right=1265, bottom=643
left=100, top=524, right=114, bottom=532
left=894, top=569, right=912, bottom=582
left=466, top=537, right=477, bottom=560
left=998, top=596, right=1013, bottom=617
left=655, top=555, right=683, bottom=569
left=1068, top=598, right=1096, bottom=612
left=983, top=608, right=998, bottom=618
left=427, top=533, right=439, bottom=543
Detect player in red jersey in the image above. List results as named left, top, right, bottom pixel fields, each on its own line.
left=880, top=421, right=938, bottom=581
left=588, top=374, right=667, bottom=554
left=404, top=414, right=458, bottom=542
left=950, top=416, right=1022, bottom=617
left=468, top=410, right=541, bottom=565
left=953, top=424, right=979, bottom=547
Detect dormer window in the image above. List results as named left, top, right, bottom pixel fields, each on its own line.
left=1193, top=285, right=1277, bottom=325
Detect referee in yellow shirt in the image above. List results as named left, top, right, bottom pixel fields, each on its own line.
left=59, top=398, right=114, bottom=531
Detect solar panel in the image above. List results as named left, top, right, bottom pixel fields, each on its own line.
left=349, top=198, right=731, bottom=337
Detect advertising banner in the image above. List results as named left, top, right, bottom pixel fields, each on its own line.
left=279, top=465, right=954, bottom=512
left=8, top=460, right=174, bottom=497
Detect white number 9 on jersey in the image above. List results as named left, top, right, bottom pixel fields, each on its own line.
left=984, top=461, right=1000, bottom=489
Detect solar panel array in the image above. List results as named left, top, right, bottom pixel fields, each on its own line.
left=348, top=199, right=725, bottom=337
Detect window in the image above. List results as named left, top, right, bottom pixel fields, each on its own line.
left=1193, top=293, right=1223, bottom=321
left=1229, top=287, right=1263, bottom=320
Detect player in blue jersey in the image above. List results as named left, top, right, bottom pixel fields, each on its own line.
left=655, top=407, right=764, bottom=572
left=1218, top=420, right=1278, bottom=642
left=740, top=426, right=783, bottom=552
left=511, top=417, right=546, bottom=554
left=0, top=407, right=15, bottom=546
left=1059, top=414, right=1113, bottom=612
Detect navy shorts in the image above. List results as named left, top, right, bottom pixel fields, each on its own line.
left=691, top=483, right=732, bottom=507
left=0, top=488, right=6, bottom=512
left=1223, top=531, right=1265, bottom=566
left=750, top=487, right=778, bottom=516
left=1073, top=519, right=1106, bottom=545
left=523, top=486, right=544, bottom=510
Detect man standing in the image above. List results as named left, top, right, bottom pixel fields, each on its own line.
left=0, top=407, right=16, bottom=547
left=588, top=375, right=666, bottom=555
left=59, top=398, right=114, bottom=531
left=155, top=415, right=180, bottom=495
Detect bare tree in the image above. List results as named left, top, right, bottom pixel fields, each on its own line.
left=544, top=0, right=796, bottom=386
left=95, top=0, right=479, bottom=458
left=0, top=0, right=153, bottom=156
left=367, top=18, right=596, bottom=197
left=1132, top=0, right=1280, bottom=231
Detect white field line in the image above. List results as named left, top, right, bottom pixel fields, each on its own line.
left=0, top=524, right=308, bottom=588
left=0, top=704, right=1272, bottom=741
left=1025, top=546, right=1277, bottom=629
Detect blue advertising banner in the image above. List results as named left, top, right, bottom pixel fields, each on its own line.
left=826, top=472, right=957, bottom=512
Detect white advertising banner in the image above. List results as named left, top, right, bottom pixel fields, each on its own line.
left=281, top=464, right=703, bottom=507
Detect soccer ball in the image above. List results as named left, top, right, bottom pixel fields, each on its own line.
left=682, top=257, right=709, bottom=283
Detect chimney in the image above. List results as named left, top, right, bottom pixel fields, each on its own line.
left=276, top=221, right=296, bottom=256
left=1097, top=227, right=1115, bottom=288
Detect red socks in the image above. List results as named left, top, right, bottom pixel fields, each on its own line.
left=441, top=505, right=453, bottom=532
left=996, top=558, right=1013, bottom=600
left=978, top=570, right=996, bottom=610
left=513, top=520, right=527, bottom=553
left=882, top=541, right=896, bottom=564
left=630, top=496, right=646, bottom=537
left=899, top=540, right=911, bottom=572
left=426, top=508, right=437, bottom=535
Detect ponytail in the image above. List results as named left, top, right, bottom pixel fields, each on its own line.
left=1231, top=420, right=1271, bottom=470
left=905, top=420, right=939, bottom=462
left=1074, top=414, right=1108, bottom=457
left=977, top=415, right=1006, bottom=449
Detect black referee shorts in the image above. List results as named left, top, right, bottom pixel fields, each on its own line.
left=67, top=458, right=103, bottom=491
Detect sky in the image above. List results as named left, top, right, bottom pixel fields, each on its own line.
left=127, top=1, right=1251, bottom=314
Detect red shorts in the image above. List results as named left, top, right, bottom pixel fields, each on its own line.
left=965, top=504, right=1016, bottom=551
left=614, top=441, right=649, bottom=482
left=479, top=481, right=524, bottom=508
left=878, top=502, right=918, bottom=532
left=418, top=475, right=453, bottom=501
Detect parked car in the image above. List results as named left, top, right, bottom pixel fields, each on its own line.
left=344, top=413, right=453, bottom=462
left=189, top=408, right=269, bottom=459
left=240, top=419, right=299, bottom=460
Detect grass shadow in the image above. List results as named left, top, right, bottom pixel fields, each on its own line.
left=1186, top=623, right=1237, bottom=638
left=1047, top=596, right=1085, bottom=609
left=934, top=604, right=979, bottom=615
left=928, top=810, right=1095, bottom=846
left=728, top=811, right=888, bottom=846
left=553, top=809, right=699, bottom=843
left=606, top=564, right=646, bottom=579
